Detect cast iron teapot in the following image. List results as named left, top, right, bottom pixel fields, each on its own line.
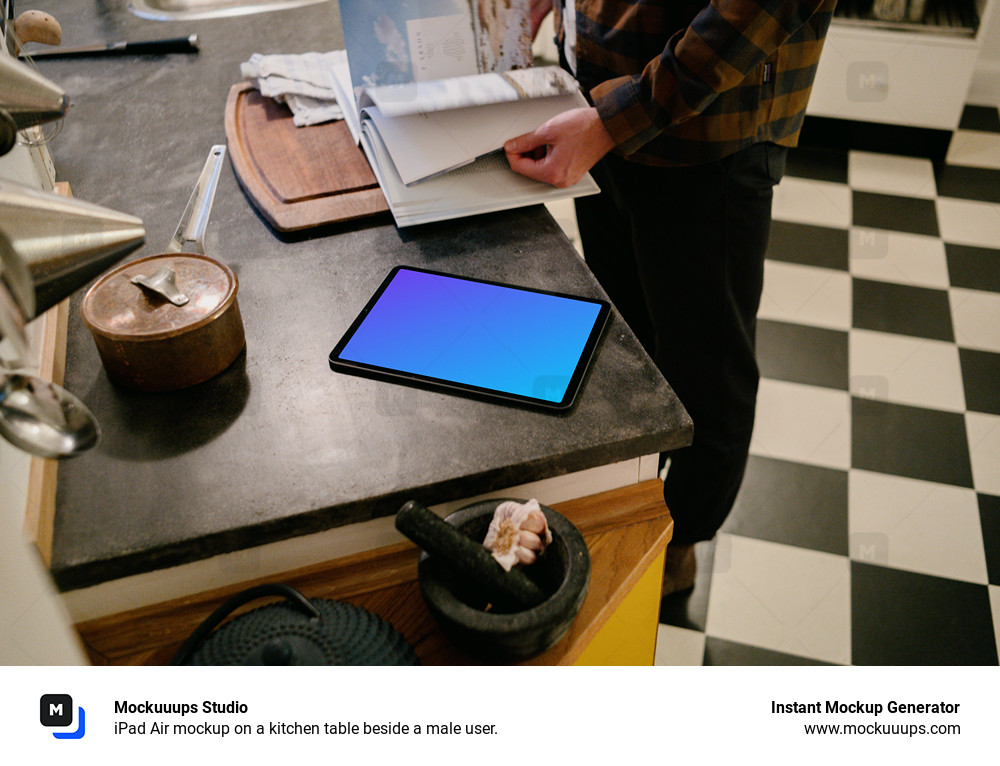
left=171, top=583, right=418, bottom=666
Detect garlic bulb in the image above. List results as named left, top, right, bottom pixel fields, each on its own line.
left=483, top=499, right=552, bottom=571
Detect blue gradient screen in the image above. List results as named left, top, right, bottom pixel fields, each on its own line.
left=336, top=269, right=605, bottom=403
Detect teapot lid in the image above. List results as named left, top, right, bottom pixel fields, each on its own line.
left=185, top=595, right=419, bottom=666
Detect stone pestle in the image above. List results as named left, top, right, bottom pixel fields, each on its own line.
left=395, top=500, right=548, bottom=610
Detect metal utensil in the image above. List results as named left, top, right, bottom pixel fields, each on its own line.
left=20, top=33, right=199, bottom=59
left=0, top=53, right=67, bottom=154
left=0, top=181, right=146, bottom=319
left=167, top=144, right=226, bottom=254
left=0, top=180, right=145, bottom=458
left=0, top=235, right=103, bottom=460
left=0, top=373, right=100, bottom=458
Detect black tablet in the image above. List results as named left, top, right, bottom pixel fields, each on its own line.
left=329, top=267, right=610, bottom=411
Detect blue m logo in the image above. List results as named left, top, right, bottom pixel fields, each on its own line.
left=40, top=695, right=86, bottom=739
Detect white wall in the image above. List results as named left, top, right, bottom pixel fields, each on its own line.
left=970, top=2, right=1000, bottom=106
left=0, top=425, right=87, bottom=664
left=0, top=486, right=88, bottom=664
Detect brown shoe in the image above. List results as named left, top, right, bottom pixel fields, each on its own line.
left=661, top=544, right=696, bottom=597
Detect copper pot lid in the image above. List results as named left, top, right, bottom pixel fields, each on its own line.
left=82, top=252, right=238, bottom=341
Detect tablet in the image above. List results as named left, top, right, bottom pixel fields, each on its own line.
left=329, top=267, right=610, bottom=411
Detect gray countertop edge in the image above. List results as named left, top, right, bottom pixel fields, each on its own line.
left=50, top=423, right=690, bottom=592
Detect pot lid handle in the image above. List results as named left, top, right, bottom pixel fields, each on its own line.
left=130, top=265, right=188, bottom=306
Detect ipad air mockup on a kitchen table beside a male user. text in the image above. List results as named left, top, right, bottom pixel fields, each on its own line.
left=328, top=267, right=611, bottom=411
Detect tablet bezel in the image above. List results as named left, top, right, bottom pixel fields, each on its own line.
left=328, top=266, right=610, bottom=411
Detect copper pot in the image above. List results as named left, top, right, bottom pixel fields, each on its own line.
left=82, top=146, right=245, bottom=391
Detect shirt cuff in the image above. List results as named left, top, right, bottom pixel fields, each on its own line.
left=590, top=75, right=662, bottom=155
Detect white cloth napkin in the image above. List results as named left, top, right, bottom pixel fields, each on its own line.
left=241, top=50, right=346, bottom=127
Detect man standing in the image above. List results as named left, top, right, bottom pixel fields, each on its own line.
left=505, top=0, right=837, bottom=593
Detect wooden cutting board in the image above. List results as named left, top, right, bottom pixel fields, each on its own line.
left=224, top=82, right=388, bottom=231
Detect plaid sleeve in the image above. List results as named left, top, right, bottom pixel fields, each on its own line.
left=590, top=0, right=831, bottom=154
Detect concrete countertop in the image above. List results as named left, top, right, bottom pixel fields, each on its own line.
left=28, top=0, right=692, bottom=591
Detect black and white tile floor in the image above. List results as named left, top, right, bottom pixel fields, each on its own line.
left=650, top=105, right=1000, bottom=665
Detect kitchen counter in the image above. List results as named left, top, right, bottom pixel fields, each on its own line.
left=26, top=1, right=692, bottom=599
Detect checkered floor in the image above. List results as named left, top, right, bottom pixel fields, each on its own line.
left=544, top=102, right=1000, bottom=666
left=646, top=104, right=1000, bottom=666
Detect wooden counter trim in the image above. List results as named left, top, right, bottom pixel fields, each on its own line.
left=74, top=479, right=670, bottom=665
left=22, top=299, right=68, bottom=567
left=530, top=515, right=671, bottom=665
left=22, top=182, right=72, bottom=567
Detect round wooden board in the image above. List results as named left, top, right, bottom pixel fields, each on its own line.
left=223, top=83, right=389, bottom=231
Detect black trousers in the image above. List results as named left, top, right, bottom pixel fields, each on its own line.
left=575, top=143, right=787, bottom=545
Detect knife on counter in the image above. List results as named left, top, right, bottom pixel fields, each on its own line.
left=19, top=33, right=199, bottom=59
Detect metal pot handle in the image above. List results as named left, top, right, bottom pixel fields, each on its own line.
left=165, top=144, right=226, bottom=255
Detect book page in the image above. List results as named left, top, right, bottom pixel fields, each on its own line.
left=471, top=0, right=533, bottom=73
left=360, top=122, right=599, bottom=227
left=365, top=66, right=579, bottom=118
left=363, top=105, right=475, bottom=184
left=407, top=15, right=478, bottom=82
left=364, top=90, right=587, bottom=185
left=338, top=0, right=479, bottom=98
left=330, top=54, right=361, bottom=143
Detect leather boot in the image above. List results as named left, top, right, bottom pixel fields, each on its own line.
left=661, top=543, right=696, bottom=597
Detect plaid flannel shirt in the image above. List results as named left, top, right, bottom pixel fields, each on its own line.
left=555, top=0, right=838, bottom=165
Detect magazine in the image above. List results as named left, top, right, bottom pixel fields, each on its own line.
left=332, top=0, right=599, bottom=226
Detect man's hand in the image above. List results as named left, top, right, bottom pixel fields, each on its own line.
left=504, top=107, right=615, bottom=188
left=529, top=0, right=553, bottom=40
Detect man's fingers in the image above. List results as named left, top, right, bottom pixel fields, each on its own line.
left=504, top=128, right=550, bottom=182
left=505, top=147, right=549, bottom=183
left=504, top=128, right=548, bottom=155
left=506, top=107, right=613, bottom=188
left=529, top=0, right=552, bottom=40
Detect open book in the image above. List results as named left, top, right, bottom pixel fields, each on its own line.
left=331, top=0, right=599, bottom=227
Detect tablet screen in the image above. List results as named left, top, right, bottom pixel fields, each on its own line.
left=329, top=267, right=609, bottom=410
